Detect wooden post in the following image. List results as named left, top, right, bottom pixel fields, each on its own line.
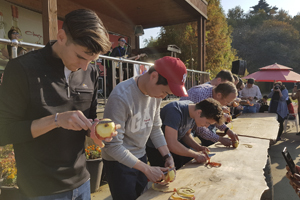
left=197, top=18, right=202, bottom=71
left=197, top=17, right=206, bottom=72
left=42, top=0, right=58, bottom=45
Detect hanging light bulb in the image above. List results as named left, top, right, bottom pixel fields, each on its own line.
left=134, top=25, right=144, bottom=36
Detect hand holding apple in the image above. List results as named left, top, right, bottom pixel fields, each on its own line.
left=95, top=118, right=116, bottom=139
left=233, top=140, right=239, bottom=148
left=223, top=113, right=232, bottom=123
left=89, top=118, right=120, bottom=148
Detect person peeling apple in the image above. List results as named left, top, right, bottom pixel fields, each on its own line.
left=146, top=98, right=224, bottom=170
left=0, top=9, right=121, bottom=199
left=180, top=82, right=239, bottom=147
left=101, top=56, right=189, bottom=200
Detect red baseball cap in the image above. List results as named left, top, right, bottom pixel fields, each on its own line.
left=154, top=56, right=188, bottom=97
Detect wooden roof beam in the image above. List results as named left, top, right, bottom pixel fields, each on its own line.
left=42, top=0, right=58, bottom=44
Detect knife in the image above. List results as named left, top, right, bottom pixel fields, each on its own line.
left=92, top=120, right=114, bottom=125
left=208, top=153, right=216, bottom=158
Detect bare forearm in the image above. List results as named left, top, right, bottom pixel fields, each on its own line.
left=182, top=134, right=202, bottom=152
left=168, top=141, right=197, bottom=158
left=157, top=145, right=170, bottom=157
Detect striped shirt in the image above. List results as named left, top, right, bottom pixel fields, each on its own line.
left=180, top=84, right=227, bottom=142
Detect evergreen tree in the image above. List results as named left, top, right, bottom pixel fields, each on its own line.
left=250, top=0, right=278, bottom=15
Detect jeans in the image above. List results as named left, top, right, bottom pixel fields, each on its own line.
left=103, top=154, right=148, bottom=200
left=243, top=105, right=257, bottom=113
left=21, top=179, right=91, bottom=200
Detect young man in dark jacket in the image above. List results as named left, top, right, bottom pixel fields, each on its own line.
left=0, top=9, right=118, bottom=199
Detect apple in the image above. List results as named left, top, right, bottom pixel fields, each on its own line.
left=165, top=169, right=176, bottom=182
left=233, top=141, right=239, bottom=148
left=95, top=118, right=115, bottom=139
left=224, top=113, right=232, bottom=123
left=232, top=101, right=239, bottom=107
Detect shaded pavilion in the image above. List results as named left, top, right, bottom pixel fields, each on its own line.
left=6, top=0, right=208, bottom=71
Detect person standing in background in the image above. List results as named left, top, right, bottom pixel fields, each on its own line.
left=291, top=84, right=300, bottom=135
left=6, top=27, right=26, bottom=60
left=268, top=81, right=289, bottom=141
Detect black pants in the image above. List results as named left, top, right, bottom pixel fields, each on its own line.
left=103, top=155, right=148, bottom=200
left=277, top=114, right=285, bottom=139
left=146, top=145, right=192, bottom=170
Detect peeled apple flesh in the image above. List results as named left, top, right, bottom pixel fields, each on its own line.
left=165, top=169, right=176, bottom=182
left=95, top=118, right=115, bottom=139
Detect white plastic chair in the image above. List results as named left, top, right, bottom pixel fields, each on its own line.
left=283, top=114, right=299, bottom=134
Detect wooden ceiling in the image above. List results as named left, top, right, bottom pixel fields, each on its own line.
left=6, top=0, right=207, bottom=33
left=62, top=0, right=207, bottom=29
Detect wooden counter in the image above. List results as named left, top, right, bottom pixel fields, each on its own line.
left=138, top=113, right=278, bottom=200
left=228, top=113, right=278, bottom=141
left=138, top=136, right=270, bottom=200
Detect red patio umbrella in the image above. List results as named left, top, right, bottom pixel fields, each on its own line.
left=242, top=63, right=300, bottom=82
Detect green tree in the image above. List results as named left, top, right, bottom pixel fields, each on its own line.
left=143, top=23, right=198, bottom=69
left=143, top=0, right=236, bottom=78
left=227, top=6, right=246, bottom=29
left=250, top=0, right=278, bottom=15
left=274, top=9, right=292, bottom=23
left=232, top=20, right=300, bottom=73
left=206, top=0, right=237, bottom=77
left=291, top=14, right=300, bottom=34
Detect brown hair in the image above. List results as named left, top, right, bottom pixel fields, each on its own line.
left=214, top=82, right=237, bottom=98
left=195, top=98, right=224, bottom=125
left=215, top=70, right=234, bottom=82
left=8, top=27, right=19, bottom=40
left=63, top=9, right=111, bottom=55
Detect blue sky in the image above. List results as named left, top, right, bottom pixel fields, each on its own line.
left=140, top=0, right=300, bottom=48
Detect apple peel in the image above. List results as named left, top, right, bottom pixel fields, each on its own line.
left=152, top=184, right=195, bottom=200
left=170, top=187, right=195, bottom=200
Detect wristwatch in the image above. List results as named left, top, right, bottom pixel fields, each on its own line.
left=163, top=153, right=172, bottom=161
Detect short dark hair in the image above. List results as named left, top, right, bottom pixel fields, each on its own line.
left=247, top=78, right=254, bottom=84
left=195, top=98, right=224, bottom=125
left=215, top=70, right=234, bottom=82
left=148, top=66, right=168, bottom=85
left=62, top=9, right=111, bottom=54
left=263, top=95, right=268, bottom=99
left=214, top=82, right=237, bottom=98
left=118, top=37, right=125, bottom=41
left=8, top=28, right=19, bottom=40
left=236, top=78, right=244, bottom=89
